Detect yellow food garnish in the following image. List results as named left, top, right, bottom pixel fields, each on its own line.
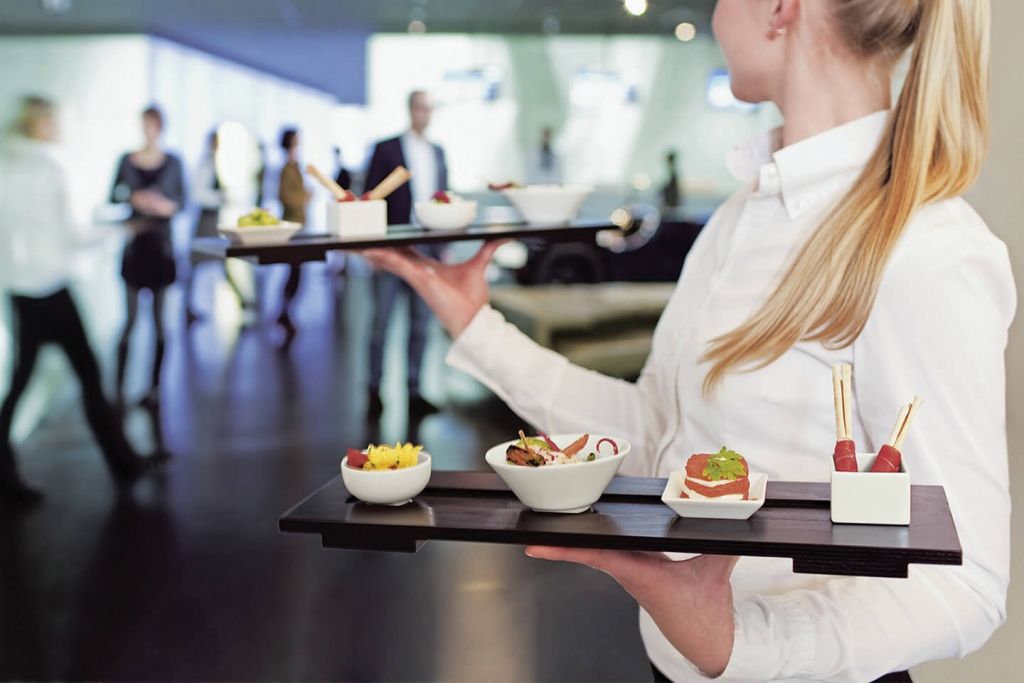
left=363, top=442, right=423, bottom=470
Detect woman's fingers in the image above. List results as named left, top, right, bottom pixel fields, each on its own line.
left=471, top=239, right=512, bottom=267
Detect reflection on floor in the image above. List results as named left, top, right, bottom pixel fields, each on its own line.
left=0, top=263, right=651, bottom=683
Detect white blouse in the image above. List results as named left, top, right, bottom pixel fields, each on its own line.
left=0, top=137, right=85, bottom=298
left=447, top=111, right=1015, bottom=682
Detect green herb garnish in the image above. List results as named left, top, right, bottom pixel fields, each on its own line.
left=587, top=453, right=596, bottom=462
left=702, top=447, right=747, bottom=481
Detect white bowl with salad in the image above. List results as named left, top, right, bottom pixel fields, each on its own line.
left=484, top=432, right=628, bottom=514
left=414, top=191, right=477, bottom=230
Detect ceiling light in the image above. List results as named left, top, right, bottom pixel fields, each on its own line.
left=675, top=22, right=696, bottom=42
left=624, top=0, right=647, bottom=17
left=40, top=0, right=73, bottom=14
left=408, top=20, right=426, bottom=34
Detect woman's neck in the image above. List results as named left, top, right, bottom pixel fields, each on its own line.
left=776, top=50, right=892, bottom=148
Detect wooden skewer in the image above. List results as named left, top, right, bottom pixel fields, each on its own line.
left=841, top=364, right=853, bottom=441
left=366, top=166, right=412, bottom=201
left=893, top=396, right=923, bottom=450
left=886, top=403, right=910, bottom=447
left=831, top=365, right=845, bottom=440
left=305, top=164, right=347, bottom=201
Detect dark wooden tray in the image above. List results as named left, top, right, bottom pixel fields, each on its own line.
left=192, top=220, right=613, bottom=264
left=279, top=471, right=962, bottom=578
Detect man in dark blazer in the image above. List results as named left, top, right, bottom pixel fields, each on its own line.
left=365, top=90, right=448, bottom=418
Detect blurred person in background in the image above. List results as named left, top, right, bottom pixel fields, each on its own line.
left=365, top=90, right=447, bottom=418
left=662, top=151, right=682, bottom=210
left=526, top=126, right=562, bottom=186
left=0, top=96, right=153, bottom=507
left=185, top=130, right=247, bottom=325
left=333, top=146, right=352, bottom=191
left=110, top=106, right=184, bottom=410
left=276, top=128, right=311, bottom=341
left=186, top=134, right=247, bottom=327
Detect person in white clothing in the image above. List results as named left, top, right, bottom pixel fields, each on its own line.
left=185, top=130, right=248, bottom=324
left=0, top=96, right=152, bottom=508
left=363, top=0, right=1012, bottom=681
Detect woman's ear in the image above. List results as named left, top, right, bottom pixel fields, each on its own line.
left=768, top=0, right=800, bottom=39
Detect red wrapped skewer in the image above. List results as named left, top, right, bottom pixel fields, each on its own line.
left=871, top=397, right=922, bottom=473
left=832, top=364, right=858, bottom=472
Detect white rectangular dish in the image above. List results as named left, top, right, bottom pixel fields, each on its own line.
left=660, top=472, right=768, bottom=520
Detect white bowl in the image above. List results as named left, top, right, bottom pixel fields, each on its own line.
left=341, top=452, right=432, bottom=506
left=414, top=200, right=478, bottom=230
left=484, top=434, right=629, bottom=513
left=218, top=221, right=302, bottom=246
left=660, top=472, right=767, bottom=520
left=501, top=185, right=594, bottom=224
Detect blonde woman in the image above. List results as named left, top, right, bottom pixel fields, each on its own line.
left=0, top=97, right=151, bottom=507
left=364, top=0, right=1012, bottom=680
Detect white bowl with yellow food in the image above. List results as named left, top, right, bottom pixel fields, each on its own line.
left=341, top=443, right=432, bottom=506
left=218, top=207, right=302, bottom=246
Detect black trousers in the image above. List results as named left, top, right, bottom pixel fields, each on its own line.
left=0, top=288, right=134, bottom=481
left=651, top=663, right=911, bottom=682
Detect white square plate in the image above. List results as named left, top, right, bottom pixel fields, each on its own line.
left=660, top=472, right=768, bottom=520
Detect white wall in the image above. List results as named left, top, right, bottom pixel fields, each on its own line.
left=913, top=1, right=1023, bottom=680
left=366, top=34, right=779, bottom=198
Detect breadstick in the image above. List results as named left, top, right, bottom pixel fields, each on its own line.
left=367, top=166, right=412, bottom=201
left=842, top=364, right=853, bottom=441
left=832, top=365, right=845, bottom=440
left=886, top=403, right=910, bottom=447
left=305, top=164, right=347, bottom=201
left=893, top=396, right=923, bottom=451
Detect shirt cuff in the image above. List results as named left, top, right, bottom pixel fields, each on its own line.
left=714, top=597, right=816, bottom=682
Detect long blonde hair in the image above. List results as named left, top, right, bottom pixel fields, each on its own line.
left=701, top=0, right=991, bottom=392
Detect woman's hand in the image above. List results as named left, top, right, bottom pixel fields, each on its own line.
left=527, top=547, right=739, bottom=677
left=360, top=240, right=508, bottom=338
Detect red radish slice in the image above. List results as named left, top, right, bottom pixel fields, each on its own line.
left=596, top=438, right=619, bottom=455
left=538, top=433, right=560, bottom=451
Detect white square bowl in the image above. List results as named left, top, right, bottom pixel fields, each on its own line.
left=830, top=453, right=910, bottom=525
left=217, top=221, right=302, bottom=246
left=660, top=472, right=767, bottom=520
left=326, top=199, right=388, bottom=238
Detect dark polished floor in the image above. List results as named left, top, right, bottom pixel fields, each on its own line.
left=0, top=262, right=651, bottom=682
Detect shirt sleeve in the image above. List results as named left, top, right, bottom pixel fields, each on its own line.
left=110, top=154, right=131, bottom=204
left=192, top=158, right=223, bottom=208
left=716, top=216, right=1015, bottom=682
left=446, top=305, right=667, bottom=474
left=166, top=156, right=186, bottom=210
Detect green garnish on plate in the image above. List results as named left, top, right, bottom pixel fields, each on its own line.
left=702, top=447, right=747, bottom=481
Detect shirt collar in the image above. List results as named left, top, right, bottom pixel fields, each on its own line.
left=726, top=110, right=890, bottom=220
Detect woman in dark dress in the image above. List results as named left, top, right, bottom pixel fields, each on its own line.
left=110, top=106, right=184, bottom=409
